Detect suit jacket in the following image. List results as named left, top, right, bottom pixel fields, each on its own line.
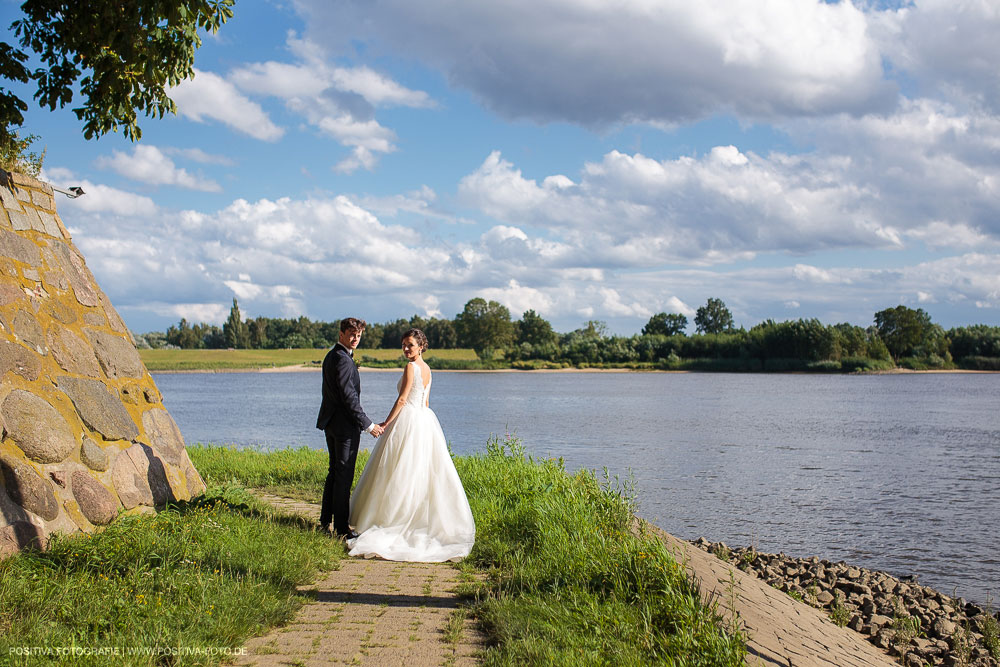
left=316, top=344, right=373, bottom=435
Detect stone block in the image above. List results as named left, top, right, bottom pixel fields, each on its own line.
left=0, top=340, right=42, bottom=381
left=57, top=376, right=140, bottom=441
left=0, top=184, right=22, bottom=211
left=0, top=228, right=41, bottom=266
left=44, top=296, right=77, bottom=323
left=36, top=210, right=61, bottom=237
left=98, top=289, right=130, bottom=336
left=1, top=389, right=76, bottom=463
left=31, top=190, right=53, bottom=210
left=0, top=455, right=60, bottom=520
left=7, top=209, right=32, bottom=231
left=80, top=437, right=111, bottom=472
left=85, top=328, right=143, bottom=378
left=47, top=327, right=102, bottom=377
left=71, top=470, right=119, bottom=525
left=141, top=407, right=186, bottom=467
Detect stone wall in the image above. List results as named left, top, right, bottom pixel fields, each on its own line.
left=0, top=170, right=205, bottom=558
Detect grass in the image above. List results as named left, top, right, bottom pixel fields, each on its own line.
left=194, top=439, right=744, bottom=664
left=0, top=485, right=340, bottom=666
left=2, top=440, right=745, bottom=665
left=139, top=348, right=479, bottom=371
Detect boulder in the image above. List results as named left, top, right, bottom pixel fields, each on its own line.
left=47, top=326, right=102, bottom=377
left=0, top=521, right=47, bottom=557
left=0, top=455, right=60, bottom=520
left=141, top=408, right=186, bottom=467
left=80, top=437, right=110, bottom=472
left=57, top=376, right=139, bottom=441
left=112, top=443, right=174, bottom=509
left=0, top=339, right=41, bottom=381
left=85, top=328, right=143, bottom=378
left=1, top=389, right=76, bottom=463
left=71, top=470, right=119, bottom=525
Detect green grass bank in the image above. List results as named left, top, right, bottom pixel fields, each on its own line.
left=2, top=439, right=745, bottom=665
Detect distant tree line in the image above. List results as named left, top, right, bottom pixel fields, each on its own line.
left=133, top=297, right=1000, bottom=371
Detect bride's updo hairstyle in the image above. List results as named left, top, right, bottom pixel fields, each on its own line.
left=402, top=328, right=429, bottom=352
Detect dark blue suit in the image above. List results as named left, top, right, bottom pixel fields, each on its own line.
left=316, top=343, right=373, bottom=533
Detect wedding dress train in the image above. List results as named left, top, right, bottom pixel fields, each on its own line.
left=348, top=362, right=475, bottom=562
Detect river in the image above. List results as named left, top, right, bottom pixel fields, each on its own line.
left=153, top=369, right=999, bottom=603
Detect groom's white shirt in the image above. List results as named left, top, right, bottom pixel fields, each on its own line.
left=335, top=342, right=377, bottom=435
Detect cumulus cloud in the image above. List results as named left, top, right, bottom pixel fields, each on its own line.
left=225, top=33, right=432, bottom=172
left=95, top=145, right=221, bottom=192
left=294, top=0, right=894, bottom=126
left=170, top=69, right=284, bottom=141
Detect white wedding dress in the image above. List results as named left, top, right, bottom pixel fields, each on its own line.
left=348, top=362, right=476, bottom=562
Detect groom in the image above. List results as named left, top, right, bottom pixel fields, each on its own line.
left=316, top=317, right=383, bottom=538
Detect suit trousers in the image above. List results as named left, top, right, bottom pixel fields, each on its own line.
left=320, top=428, right=360, bottom=533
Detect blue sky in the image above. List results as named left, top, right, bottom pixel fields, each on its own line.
left=4, top=0, right=999, bottom=335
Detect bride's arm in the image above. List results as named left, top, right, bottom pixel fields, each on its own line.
left=379, top=363, right=415, bottom=428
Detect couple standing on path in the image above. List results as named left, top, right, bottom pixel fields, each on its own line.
left=315, top=317, right=476, bottom=562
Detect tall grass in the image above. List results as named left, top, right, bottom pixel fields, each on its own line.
left=0, top=485, right=340, bottom=666
left=458, top=435, right=745, bottom=665
left=193, top=439, right=745, bottom=664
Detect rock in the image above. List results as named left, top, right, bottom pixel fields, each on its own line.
left=84, top=328, right=143, bottom=378
left=0, top=521, right=47, bottom=557
left=47, top=326, right=102, bottom=377
left=56, top=376, right=139, bottom=441
left=870, top=614, right=893, bottom=630
left=112, top=443, right=173, bottom=509
left=50, top=240, right=98, bottom=307
left=71, top=471, right=118, bottom=525
left=143, top=386, right=161, bottom=404
left=179, top=450, right=206, bottom=498
left=0, top=455, right=60, bottom=520
left=904, top=651, right=923, bottom=667
left=141, top=408, right=186, bottom=467
left=816, top=590, right=835, bottom=606
left=0, top=339, right=41, bottom=381
left=48, top=470, right=69, bottom=488
left=1, top=389, right=76, bottom=463
left=120, top=383, right=142, bottom=404
left=80, top=437, right=110, bottom=472
left=0, top=228, right=41, bottom=266
left=12, top=310, right=47, bottom=354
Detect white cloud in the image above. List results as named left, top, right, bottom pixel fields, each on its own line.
left=95, top=145, right=221, bottom=192
left=163, top=147, right=236, bottom=166
left=58, top=180, right=158, bottom=217
left=170, top=69, right=284, bottom=141
left=294, top=0, right=894, bottom=126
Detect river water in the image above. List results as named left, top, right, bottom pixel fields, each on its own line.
left=154, top=369, right=999, bottom=603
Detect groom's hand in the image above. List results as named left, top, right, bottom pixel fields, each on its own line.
left=370, top=424, right=384, bottom=437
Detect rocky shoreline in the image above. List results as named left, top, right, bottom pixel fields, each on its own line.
left=691, top=539, right=998, bottom=667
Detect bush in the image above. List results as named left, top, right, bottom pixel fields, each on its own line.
left=840, top=357, right=895, bottom=373
left=957, top=356, right=1000, bottom=371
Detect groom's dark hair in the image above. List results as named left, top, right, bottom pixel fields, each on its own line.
left=340, top=317, right=367, bottom=333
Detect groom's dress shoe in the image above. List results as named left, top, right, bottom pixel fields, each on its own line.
left=336, top=529, right=360, bottom=540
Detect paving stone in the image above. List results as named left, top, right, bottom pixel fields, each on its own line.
left=1, top=389, right=76, bottom=463
left=57, top=375, right=139, bottom=441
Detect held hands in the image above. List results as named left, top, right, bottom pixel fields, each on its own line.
left=370, top=423, right=384, bottom=437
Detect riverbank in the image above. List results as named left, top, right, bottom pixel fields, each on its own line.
left=693, top=539, right=1000, bottom=667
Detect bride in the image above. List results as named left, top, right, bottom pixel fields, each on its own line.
left=347, top=328, right=476, bottom=562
